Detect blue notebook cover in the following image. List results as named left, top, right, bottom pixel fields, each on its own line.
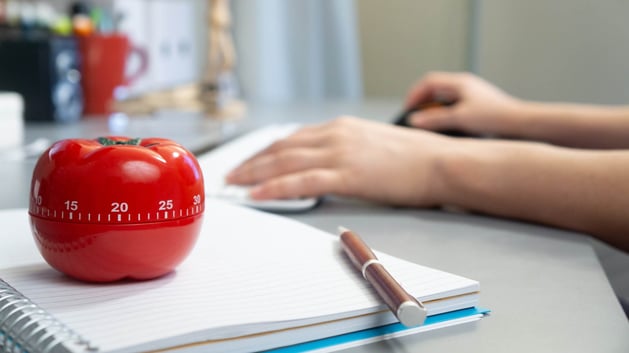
left=265, top=307, right=490, bottom=353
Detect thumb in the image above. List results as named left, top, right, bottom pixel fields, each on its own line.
left=407, top=107, right=456, bottom=131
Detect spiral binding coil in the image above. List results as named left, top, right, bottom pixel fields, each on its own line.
left=0, top=279, right=98, bottom=353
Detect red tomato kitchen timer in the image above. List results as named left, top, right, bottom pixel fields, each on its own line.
left=28, top=137, right=205, bottom=282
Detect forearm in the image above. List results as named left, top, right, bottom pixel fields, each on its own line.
left=507, top=102, right=629, bottom=149
left=435, top=139, right=629, bottom=252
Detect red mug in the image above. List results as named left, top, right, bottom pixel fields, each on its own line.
left=78, top=34, right=148, bottom=116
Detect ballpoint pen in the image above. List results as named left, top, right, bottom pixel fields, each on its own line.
left=338, top=226, right=427, bottom=327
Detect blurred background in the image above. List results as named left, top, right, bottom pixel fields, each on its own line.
left=2, top=0, right=629, bottom=116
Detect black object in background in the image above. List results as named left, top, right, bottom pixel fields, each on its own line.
left=392, top=101, right=474, bottom=137
left=0, top=34, right=83, bottom=122
left=69, top=1, right=91, bottom=17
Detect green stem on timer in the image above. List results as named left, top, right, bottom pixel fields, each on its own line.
left=98, top=137, right=142, bottom=146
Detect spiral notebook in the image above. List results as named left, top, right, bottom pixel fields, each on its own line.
left=0, top=200, right=484, bottom=353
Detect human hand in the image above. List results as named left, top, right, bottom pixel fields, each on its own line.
left=226, top=117, right=456, bottom=206
left=404, top=72, right=523, bottom=136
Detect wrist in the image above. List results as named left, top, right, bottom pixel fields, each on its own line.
left=494, top=98, right=536, bottom=138
left=504, top=100, right=585, bottom=141
left=430, top=140, right=502, bottom=209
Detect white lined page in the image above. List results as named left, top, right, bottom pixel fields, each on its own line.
left=0, top=201, right=479, bottom=353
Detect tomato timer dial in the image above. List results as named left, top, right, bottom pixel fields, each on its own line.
left=28, top=137, right=205, bottom=282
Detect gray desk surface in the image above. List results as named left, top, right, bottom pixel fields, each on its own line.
left=1, top=100, right=628, bottom=352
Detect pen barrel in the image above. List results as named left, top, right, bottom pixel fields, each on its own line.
left=340, top=230, right=377, bottom=270
left=364, top=263, right=420, bottom=316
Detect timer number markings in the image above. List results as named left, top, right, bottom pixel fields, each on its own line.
left=31, top=194, right=204, bottom=223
